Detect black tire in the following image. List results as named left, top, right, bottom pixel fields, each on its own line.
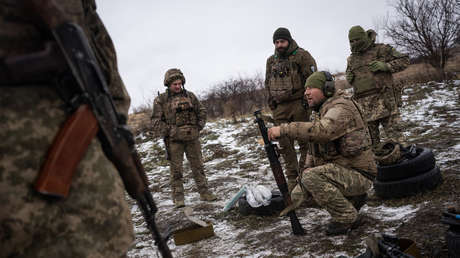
left=238, top=191, right=286, bottom=216
left=377, top=147, right=436, bottom=182
left=374, top=166, right=442, bottom=199
left=446, top=229, right=460, bottom=258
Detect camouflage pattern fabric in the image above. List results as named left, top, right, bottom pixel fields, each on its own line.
left=265, top=36, right=317, bottom=191
left=168, top=139, right=210, bottom=202
left=265, top=39, right=317, bottom=104
left=346, top=27, right=409, bottom=146
left=291, top=163, right=372, bottom=223
left=368, top=114, right=407, bottom=146
left=151, top=88, right=211, bottom=203
left=272, top=99, right=310, bottom=191
left=151, top=90, right=206, bottom=140
left=280, top=90, right=377, bottom=176
left=280, top=90, right=375, bottom=223
left=0, top=1, right=134, bottom=257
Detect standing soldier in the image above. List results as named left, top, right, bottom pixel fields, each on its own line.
left=265, top=27, right=317, bottom=192
left=269, top=72, right=376, bottom=235
left=0, top=0, right=134, bottom=257
left=152, top=68, right=216, bottom=208
left=346, top=25, right=409, bottom=147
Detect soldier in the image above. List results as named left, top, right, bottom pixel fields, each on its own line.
left=265, top=27, right=318, bottom=192
left=268, top=72, right=376, bottom=235
left=346, top=25, right=409, bottom=147
left=0, top=0, right=134, bottom=257
left=152, top=68, right=216, bottom=208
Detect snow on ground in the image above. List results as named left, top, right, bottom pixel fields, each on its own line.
left=127, top=81, right=460, bottom=257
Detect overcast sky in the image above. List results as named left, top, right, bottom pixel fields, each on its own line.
left=96, top=0, right=394, bottom=110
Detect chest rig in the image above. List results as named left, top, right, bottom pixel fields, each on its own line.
left=167, top=92, right=197, bottom=127
left=310, top=97, right=371, bottom=162
left=268, top=52, right=303, bottom=103
left=348, top=45, right=389, bottom=96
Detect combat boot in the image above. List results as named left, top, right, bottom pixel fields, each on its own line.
left=346, top=193, right=368, bottom=212
left=200, top=192, right=217, bottom=201
left=325, top=215, right=363, bottom=236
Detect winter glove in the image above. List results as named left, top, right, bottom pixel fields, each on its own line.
left=368, top=61, right=390, bottom=73
left=345, top=71, right=354, bottom=84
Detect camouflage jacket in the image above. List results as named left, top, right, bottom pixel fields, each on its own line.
left=346, top=43, right=408, bottom=121
left=0, top=1, right=133, bottom=256
left=280, top=90, right=377, bottom=175
left=265, top=39, right=317, bottom=104
left=346, top=43, right=408, bottom=97
left=0, top=0, right=131, bottom=116
left=151, top=89, right=206, bottom=141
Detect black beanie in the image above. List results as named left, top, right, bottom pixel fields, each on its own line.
left=273, top=27, right=292, bottom=43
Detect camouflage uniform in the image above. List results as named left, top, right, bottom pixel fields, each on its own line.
left=151, top=69, right=214, bottom=206
left=0, top=1, right=134, bottom=257
left=281, top=73, right=376, bottom=226
left=346, top=26, right=409, bottom=147
left=265, top=28, right=317, bottom=191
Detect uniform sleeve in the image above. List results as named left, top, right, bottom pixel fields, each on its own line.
left=87, top=9, right=131, bottom=118
left=265, top=57, right=272, bottom=98
left=151, top=96, right=168, bottom=137
left=384, top=45, right=409, bottom=73
left=190, top=92, right=207, bottom=130
left=280, top=105, right=353, bottom=143
left=298, top=50, right=317, bottom=84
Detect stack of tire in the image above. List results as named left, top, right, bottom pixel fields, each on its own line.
left=441, top=209, right=460, bottom=257
left=374, top=146, right=442, bottom=199
left=238, top=190, right=286, bottom=216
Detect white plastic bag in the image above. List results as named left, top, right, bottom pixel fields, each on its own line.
left=245, top=185, right=272, bottom=208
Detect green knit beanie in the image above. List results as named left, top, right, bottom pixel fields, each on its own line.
left=305, top=72, right=326, bottom=89
left=273, top=27, right=292, bottom=43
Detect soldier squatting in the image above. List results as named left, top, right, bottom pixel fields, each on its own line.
left=1, top=0, right=412, bottom=256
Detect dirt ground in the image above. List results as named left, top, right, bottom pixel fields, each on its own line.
left=128, top=81, right=460, bottom=257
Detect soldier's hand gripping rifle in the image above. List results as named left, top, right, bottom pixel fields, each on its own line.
left=254, top=110, right=305, bottom=235
left=24, top=1, right=173, bottom=257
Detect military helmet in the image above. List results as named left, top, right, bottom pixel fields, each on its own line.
left=305, top=71, right=336, bottom=98
left=164, top=68, right=186, bottom=87
left=374, top=141, right=401, bottom=166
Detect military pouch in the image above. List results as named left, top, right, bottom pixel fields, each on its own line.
left=171, top=125, right=199, bottom=141
left=353, top=76, right=378, bottom=96
left=338, top=129, right=371, bottom=157
left=269, top=59, right=300, bottom=103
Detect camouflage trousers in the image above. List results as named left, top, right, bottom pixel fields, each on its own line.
left=272, top=99, right=310, bottom=191
left=0, top=86, right=133, bottom=258
left=291, top=163, right=372, bottom=223
left=168, top=138, right=210, bottom=202
left=368, top=114, right=407, bottom=147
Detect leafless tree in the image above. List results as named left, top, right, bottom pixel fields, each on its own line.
left=201, top=74, right=266, bottom=120
left=384, top=0, right=460, bottom=75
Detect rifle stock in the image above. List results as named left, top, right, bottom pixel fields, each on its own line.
left=254, top=110, right=305, bottom=235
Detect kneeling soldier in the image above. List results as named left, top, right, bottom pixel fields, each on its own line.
left=152, top=68, right=216, bottom=208
left=268, top=71, right=376, bottom=235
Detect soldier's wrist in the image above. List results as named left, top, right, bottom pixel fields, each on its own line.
left=280, top=123, right=290, bottom=137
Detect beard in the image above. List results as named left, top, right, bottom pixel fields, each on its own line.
left=276, top=46, right=288, bottom=55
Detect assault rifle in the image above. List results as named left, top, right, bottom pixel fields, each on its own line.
left=21, top=1, right=173, bottom=257
left=254, top=110, right=305, bottom=235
